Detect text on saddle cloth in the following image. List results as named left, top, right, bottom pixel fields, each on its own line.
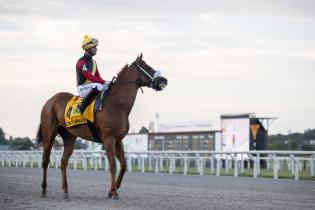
left=64, top=96, right=95, bottom=128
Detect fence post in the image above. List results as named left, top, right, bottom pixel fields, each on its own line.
left=195, top=154, right=199, bottom=173
left=137, top=157, right=141, bottom=171
left=94, top=156, right=98, bottom=171
left=30, top=155, right=33, bottom=168
left=168, top=155, right=173, bottom=174
left=248, top=153, right=257, bottom=178
left=274, top=158, right=278, bottom=179
left=83, top=157, right=87, bottom=170
left=295, top=160, right=299, bottom=181
left=15, top=155, right=18, bottom=167
left=225, top=156, right=229, bottom=174
left=253, top=156, right=257, bottom=178
left=234, top=154, right=238, bottom=177
left=199, top=158, right=204, bottom=175
left=216, top=156, right=221, bottom=176
left=148, top=156, right=152, bottom=171
left=37, top=155, right=41, bottom=168
left=23, top=155, right=27, bottom=168
left=155, top=156, right=159, bottom=173
left=184, top=154, right=188, bottom=175
left=257, top=153, right=260, bottom=176
left=311, top=157, right=314, bottom=177
left=99, top=154, right=102, bottom=168
left=127, top=156, right=132, bottom=172
left=290, top=159, right=295, bottom=176
left=159, top=156, right=163, bottom=171
left=241, top=154, right=244, bottom=174
left=289, top=154, right=298, bottom=181
left=1, top=155, right=4, bottom=167
left=141, top=156, right=145, bottom=173
left=173, top=155, right=176, bottom=173
left=209, top=156, right=213, bottom=174
left=74, top=158, right=77, bottom=170
left=8, top=154, right=11, bottom=167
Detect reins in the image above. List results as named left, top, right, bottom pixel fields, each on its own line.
left=111, top=77, right=145, bottom=93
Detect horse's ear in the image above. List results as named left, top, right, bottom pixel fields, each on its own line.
left=136, top=55, right=139, bottom=61
left=140, top=52, right=143, bottom=60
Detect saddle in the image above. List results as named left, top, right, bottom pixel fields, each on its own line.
left=64, top=87, right=110, bottom=143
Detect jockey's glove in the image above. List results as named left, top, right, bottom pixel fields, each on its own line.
left=103, top=82, right=110, bottom=90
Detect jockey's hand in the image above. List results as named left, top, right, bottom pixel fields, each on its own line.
left=103, top=81, right=110, bottom=90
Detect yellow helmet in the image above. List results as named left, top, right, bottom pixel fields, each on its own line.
left=81, top=35, right=98, bottom=50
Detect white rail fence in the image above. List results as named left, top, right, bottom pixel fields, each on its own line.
left=0, top=150, right=314, bottom=180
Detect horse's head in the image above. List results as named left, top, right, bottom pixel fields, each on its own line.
left=132, top=53, right=168, bottom=91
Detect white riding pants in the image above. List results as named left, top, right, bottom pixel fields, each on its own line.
left=77, top=83, right=107, bottom=98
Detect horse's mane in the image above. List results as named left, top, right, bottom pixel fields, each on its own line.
left=116, top=64, right=129, bottom=79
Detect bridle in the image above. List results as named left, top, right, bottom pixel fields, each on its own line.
left=99, top=60, right=165, bottom=100
left=111, top=61, right=161, bottom=92
left=135, top=63, right=161, bottom=86
left=135, top=63, right=161, bottom=88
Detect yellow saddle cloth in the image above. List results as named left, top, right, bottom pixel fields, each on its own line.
left=64, top=96, right=96, bottom=128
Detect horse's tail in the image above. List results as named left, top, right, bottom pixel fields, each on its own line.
left=36, top=123, right=43, bottom=145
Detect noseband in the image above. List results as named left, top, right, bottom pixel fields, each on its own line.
left=134, top=63, right=161, bottom=88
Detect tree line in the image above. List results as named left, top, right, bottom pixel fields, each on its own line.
left=0, top=127, right=34, bottom=150
left=0, top=127, right=87, bottom=150
left=267, top=128, right=315, bottom=150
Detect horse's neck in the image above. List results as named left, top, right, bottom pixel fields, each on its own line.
left=113, top=85, right=138, bottom=116
left=107, top=68, right=139, bottom=116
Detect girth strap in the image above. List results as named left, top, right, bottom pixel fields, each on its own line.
left=87, top=121, right=101, bottom=143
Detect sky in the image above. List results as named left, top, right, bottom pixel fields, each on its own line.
left=0, top=0, right=314, bottom=138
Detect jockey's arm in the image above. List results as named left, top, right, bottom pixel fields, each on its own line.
left=82, top=71, right=105, bottom=84
left=95, top=69, right=105, bottom=82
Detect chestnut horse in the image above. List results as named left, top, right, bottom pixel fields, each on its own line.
left=36, top=54, right=167, bottom=199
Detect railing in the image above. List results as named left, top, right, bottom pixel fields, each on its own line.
left=0, top=150, right=314, bottom=180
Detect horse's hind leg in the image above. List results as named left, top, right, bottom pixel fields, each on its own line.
left=115, top=140, right=127, bottom=190
left=41, top=124, right=58, bottom=197
left=59, top=129, right=76, bottom=198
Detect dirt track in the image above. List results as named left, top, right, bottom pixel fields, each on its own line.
left=0, top=167, right=315, bottom=210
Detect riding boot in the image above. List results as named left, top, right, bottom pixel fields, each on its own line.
left=78, top=88, right=100, bottom=114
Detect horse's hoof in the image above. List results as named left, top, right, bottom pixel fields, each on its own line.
left=63, top=193, right=69, bottom=199
left=106, top=192, right=113, bottom=199
left=41, top=193, right=46, bottom=198
left=107, top=192, right=119, bottom=200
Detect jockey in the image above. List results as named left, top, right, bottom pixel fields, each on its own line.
left=76, top=35, right=109, bottom=113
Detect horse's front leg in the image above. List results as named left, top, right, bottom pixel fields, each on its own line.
left=103, top=136, right=119, bottom=200
left=115, top=140, right=127, bottom=190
